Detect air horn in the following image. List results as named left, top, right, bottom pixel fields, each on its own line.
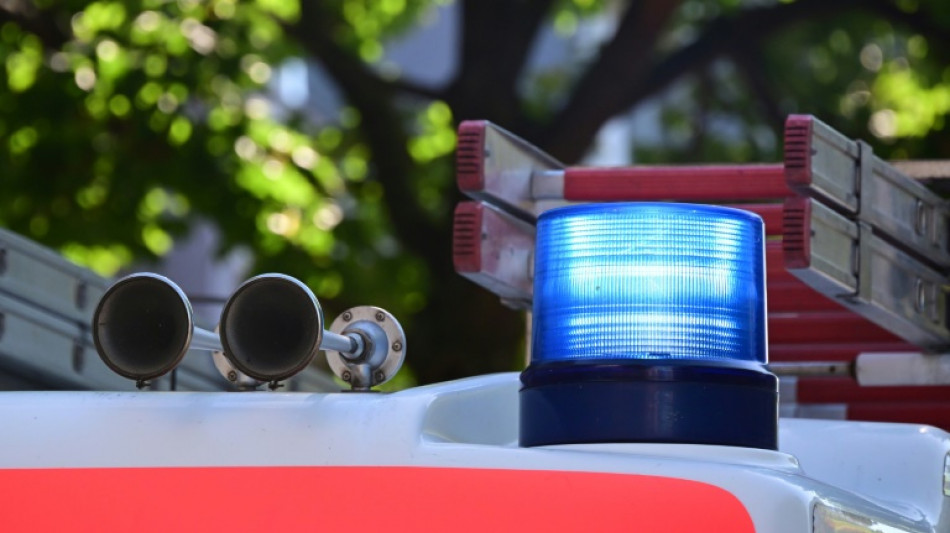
left=93, top=272, right=406, bottom=390
left=219, top=274, right=406, bottom=390
left=93, top=273, right=215, bottom=385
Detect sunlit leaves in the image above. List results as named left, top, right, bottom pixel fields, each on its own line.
left=822, top=26, right=950, bottom=142
left=235, top=157, right=316, bottom=206
left=0, top=0, right=344, bottom=274
left=407, top=100, right=455, bottom=163
left=168, top=115, right=193, bottom=144
left=61, top=243, right=132, bottom=276
left=551, top=0, right=608, bottom=36
left=213, top=0, right=236, bottom=20
left=130, top=11, right=166, bottom=45
left=255, top=0, right=299, bottom=22
left=72, top=2, right=128, bottom=43
left=139, top=187, right=189, bottom=220
left=5, top=33, right=42, bottom=92
left=76, top=179, right=109, bottom=209
left=330, top=0, right=438, bottom=63
left=240, top=53, right=271, bottom=83
left=142, top=223, right=173, bottom=254
left=0, top=0, right=452, bottom=372
left=110, top=93, right=131, bottom=116
left=870, top=62, right=950, bottom=139
left=8, top=126, right=38, bottom=154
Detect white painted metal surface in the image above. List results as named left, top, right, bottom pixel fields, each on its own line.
left=0, top=372, right=946, bottom=532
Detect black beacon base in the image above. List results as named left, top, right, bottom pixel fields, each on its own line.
left=519, top=361, right=778, bottom=450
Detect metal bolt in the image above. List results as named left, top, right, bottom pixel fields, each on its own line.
left=374, top=371, right=385, bottom=383
left=341, top=371, right=352, bottom=382
left=375, top=311, right=385, bottom=322
left=392, top=341, right=402, bottom=352
left=227, top=370, right=238, bottom=382
left=0, top=248, right=6, bottom=275
left=342, top=311, right=352, bottom=322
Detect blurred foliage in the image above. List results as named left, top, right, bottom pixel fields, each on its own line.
left=2, top=0, right=950, bottom=386
left=0, top=0, right=450, bottom=313
left=634, top=0, right=950, bottom=164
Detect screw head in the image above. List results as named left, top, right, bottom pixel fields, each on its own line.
left=341, top=371, right=352, bottom=382
left=392, top=341, right=402, bottom=352
left=227, top=370, right=238, bottom=382
left=374, top=371, right=385, bottom=383
left=375, top=311, right=385, bottom=322
left=342, top=311, right=352, bottom=322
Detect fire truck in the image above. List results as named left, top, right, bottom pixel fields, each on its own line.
left=1, top=115, right=949, bottom=532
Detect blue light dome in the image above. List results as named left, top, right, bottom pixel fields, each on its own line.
left=531, top=203, right=767, bottom=364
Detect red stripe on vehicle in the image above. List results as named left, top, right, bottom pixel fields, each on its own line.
left=0, top=466, right=754, bottom=532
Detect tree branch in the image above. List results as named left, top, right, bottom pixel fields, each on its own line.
left=534, top=0, right=683, bottom=160
left=445, top=0, right=555, bottom=126
left=729, top=45, right=785, bottom=135
left=390, top=77, right=445, bottom=100
left=539, top=0, right=893, bottom=162
left=688, top=66, right=711, bottom=162
left=287, top=5, right=443, bottom=259
left=288, top=3, right=533, bottom=385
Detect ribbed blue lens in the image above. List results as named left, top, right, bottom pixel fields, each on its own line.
left=532, top=203, right=766, bottom=364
